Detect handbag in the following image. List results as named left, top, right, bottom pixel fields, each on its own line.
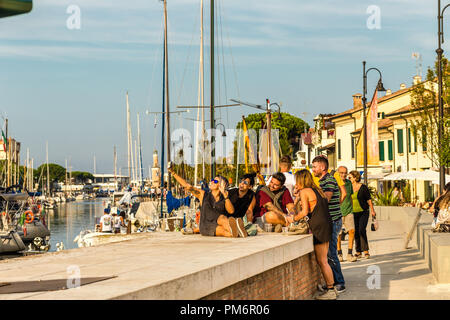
left=371, top=216, right=379, bottom=231
left=288, top=216, right=310, bottom=234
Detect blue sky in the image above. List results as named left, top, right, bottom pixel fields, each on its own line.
left=0, top=0, right=447, bottom=174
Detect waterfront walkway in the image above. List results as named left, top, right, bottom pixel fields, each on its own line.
left=0, top=219, right=448, bottom=300
left=339, top=219, right=450, bottom=300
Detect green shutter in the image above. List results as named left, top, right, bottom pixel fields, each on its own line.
left=338, top=139, right=341, bottom=160
left=408, top=128, right=411, bottom=153
left=351, top=137, right=355, bottom=158
left=379, top=141, right=385, bottom=161
left=414, top=129, right=417, bottom=152
left=397, top=129, right=404, bottom=153
left=388, top=140, right=393, bottom=160
left=422, top=126, right=427, bottom=151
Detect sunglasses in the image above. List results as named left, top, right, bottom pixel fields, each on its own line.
left=239, top=179, right=249, bottom=185
left=211, top=179, right=219, bottom=184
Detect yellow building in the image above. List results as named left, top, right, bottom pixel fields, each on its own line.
left=313, top=75, right=443, bottom=202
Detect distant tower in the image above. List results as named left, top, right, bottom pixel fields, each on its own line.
left=151, top=150, right=161, bottom=187
left=412, top=52, right=422, bottom=77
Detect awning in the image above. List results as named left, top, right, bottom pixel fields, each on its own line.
left=383, top=170, right=450, bottom=184
left=318, top=142, right=335, bottom=150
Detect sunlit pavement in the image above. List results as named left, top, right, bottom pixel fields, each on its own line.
left=338, top=220, right=450, bottom=300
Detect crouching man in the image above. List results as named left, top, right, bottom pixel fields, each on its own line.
left=254, top=172, right=295, bottom=231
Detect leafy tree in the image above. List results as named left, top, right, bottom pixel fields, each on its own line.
left=71, top=171, right=94, bottom=184
left=35, top=163, right=66, bottom=183
left=410, top=56, right=450, bottom=168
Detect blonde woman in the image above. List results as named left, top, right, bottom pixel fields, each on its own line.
left=435, top=192, right=450, bottom=230
left=286, top=169, right=335, bottom=300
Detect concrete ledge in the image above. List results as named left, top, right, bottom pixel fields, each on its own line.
left=0, top=232, right=314, bottom=300
left=375, top=205, right=450, bottom=284
left=430, top=236, right=450, bottom=283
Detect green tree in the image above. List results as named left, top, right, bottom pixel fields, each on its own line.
left=410, top=56, right=450, bottom=168
left=71, top=171, right=94, bottom=184
left=35, top=163, right=66, bottom=184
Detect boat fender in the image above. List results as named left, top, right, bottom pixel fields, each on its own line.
left=25, top=211, right=34, bottom=224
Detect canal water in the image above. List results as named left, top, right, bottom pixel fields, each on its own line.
left=46, top=200, right=105, bottom=251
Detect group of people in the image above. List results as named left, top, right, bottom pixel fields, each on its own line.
left=168, top=154, right=378, bottom=300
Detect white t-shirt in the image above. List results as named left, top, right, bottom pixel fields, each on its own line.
left=266, top=172, right=296, bottom=198
left=100, top=214, right=113, bottom=232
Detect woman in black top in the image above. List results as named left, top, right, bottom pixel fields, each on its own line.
left=286, top=169, right=336, bottom=299
left=167, top=162, right=244, bottom=238
left=348, top=170, right=376, bottom=259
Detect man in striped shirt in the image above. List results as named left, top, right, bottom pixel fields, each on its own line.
left=312, top=155, right=346, bottom=294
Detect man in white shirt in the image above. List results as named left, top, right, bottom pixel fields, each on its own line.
left=267, top=155, right=295, bottom=198
left=99, top=209, right=113, bottom=233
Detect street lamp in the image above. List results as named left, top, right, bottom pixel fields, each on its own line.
left=269, top=102, right=283, bottom=121
left=437, top=0, right=450, bottom=194
left=215, top=123, right=227, bottom=137
left=362, top=61, right=386, bottom=185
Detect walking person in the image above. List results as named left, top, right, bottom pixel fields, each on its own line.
left=286, top=169, right=336, bottom=299
left=336, top=166, right=357, bottom=262
left=311, top=155, right=346, bottom=294
left=167, top=162, right=246, bottom=238
left=348, top=170, right=376, bottom=259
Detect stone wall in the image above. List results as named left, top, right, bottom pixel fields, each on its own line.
left=202, top=252, right=322, bottom=300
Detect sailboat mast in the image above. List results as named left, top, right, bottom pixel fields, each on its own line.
left=195, top=0, right=205, bottom=187
left=134, top=139, right=138, bottom=185
left=46, top=141, right=50, bottom=196
left=126, top=92, right=132, bottom=181
left=164, top=0, right=172, bottom=190
left=210, top=0, right=215, bottom=179
left=114, top=145, right=117, bottom=191
left=65, top=158, right=68, bottom=196
left=160, top=33, right=166, bottom=218
left=137, top=113, right=144, bottom=188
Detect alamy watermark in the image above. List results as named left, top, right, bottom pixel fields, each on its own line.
left=169, top=128, right=280, bottom=172
left=67, top=265, right=81, bottom=289
left=366, top=5, right=381, bottom=30
left=66, top=5, right=81, bottom=30
left=366, top=265, right=381, bottom=289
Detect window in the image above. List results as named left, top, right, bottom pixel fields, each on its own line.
left=413, top=128, right=418, bottom=152
left=379, top=141, right=385, bottom=161
left=338, top=139, right=341, bottom=160
left=422, top=126, right=427, bottom=151
left=408, top=128, right=411, bottom=153
left=388, top=140, right=393, bottom=160
left=397, top=129, right=404, bottom=153
left=351, top=137, right=355, bottom=158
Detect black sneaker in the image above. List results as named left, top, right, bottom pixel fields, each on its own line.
left=317, top=284, right=327, bottom=293
left=335, top=284, right=346, bottom=293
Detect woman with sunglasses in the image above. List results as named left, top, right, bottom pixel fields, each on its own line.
left=167, top=162, right=243, bottom=238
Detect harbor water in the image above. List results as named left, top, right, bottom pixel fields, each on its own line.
left=46, top=200, right=105, bottom=252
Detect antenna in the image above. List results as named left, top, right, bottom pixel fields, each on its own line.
left=411, top=52, right=422, bottom=77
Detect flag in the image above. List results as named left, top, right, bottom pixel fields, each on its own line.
left=356, top=89, right=380, bottom=167
left=1, top=130, right=6, bottom=152
left=242, top=116, right=265, bottom=185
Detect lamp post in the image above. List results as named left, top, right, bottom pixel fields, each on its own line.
left=437, top=0, right=450, bottom=194
left=362, top=61, right=386, bottom=185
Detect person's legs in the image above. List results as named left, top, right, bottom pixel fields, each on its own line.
left=353, top=211, right=362, bottom=256
left=264, top=211, right=288, bottom=226
left=337, top=230, right=343, bottom=261
left=215, top=215, right=238, bottom=238
left=359, top=210, right=370, bottom=254
left=314, top=242, right=334, bottom=288
left=328, top=219, right=345, bottom=286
